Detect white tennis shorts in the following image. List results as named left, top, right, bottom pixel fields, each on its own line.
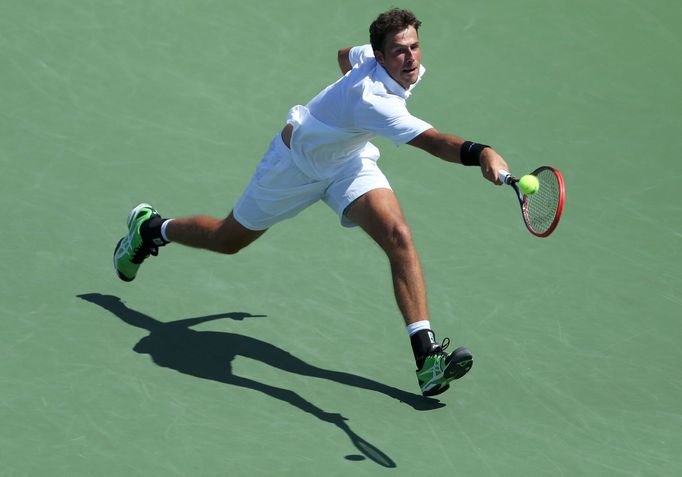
left=233, top=134, right=392, bottom=231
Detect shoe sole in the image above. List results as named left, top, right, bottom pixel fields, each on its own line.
left=445, top=346, right=474, bottom=380
left=422, top=347, right=474, bottom=397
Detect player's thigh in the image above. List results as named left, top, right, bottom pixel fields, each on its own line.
left=323, top=157, right=394, bottom=229
left=233, top=135, right=326, bottom=231
left=344, top=188, right=413, bottom=251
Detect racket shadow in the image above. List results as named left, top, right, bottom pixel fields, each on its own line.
left=77, top=293, right=441, bottom=467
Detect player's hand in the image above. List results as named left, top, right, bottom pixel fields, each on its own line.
left=479, top=148, right=508, bottom=185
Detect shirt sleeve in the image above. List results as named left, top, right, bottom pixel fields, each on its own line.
left=354, top=94, right=433, bottom=145
left=348, top=44, right=375, bottom=67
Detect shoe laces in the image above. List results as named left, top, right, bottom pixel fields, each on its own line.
left=431, top=338, right=450, bottom=357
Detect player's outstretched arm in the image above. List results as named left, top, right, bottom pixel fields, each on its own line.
left=338, top=48, right=352, bottom=75
left=408, top=128, right=508, bottom=184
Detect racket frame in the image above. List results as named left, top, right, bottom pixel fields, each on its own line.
left=499, top=166, right=565, bottom=238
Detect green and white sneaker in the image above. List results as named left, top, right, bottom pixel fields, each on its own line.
left=113, top=203, right=160, bottom=282
left=416, top=339, right=473, bottom=396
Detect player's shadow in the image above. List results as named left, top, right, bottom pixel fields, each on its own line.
left=78, top=293, right=444, bottom=468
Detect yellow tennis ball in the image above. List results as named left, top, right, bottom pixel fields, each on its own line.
left=518, top=175, right=539, bottom=195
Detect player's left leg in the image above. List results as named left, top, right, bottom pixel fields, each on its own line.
left=344, top=188, right=428, bottom=325
left=343, top=188, right=473, bottom=396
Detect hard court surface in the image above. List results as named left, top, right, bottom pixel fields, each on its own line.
left=1, top=1, right=680, bottom=475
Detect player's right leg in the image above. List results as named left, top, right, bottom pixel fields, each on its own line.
left=163, top=212, right=266, bottom=254
left=114, top=131, right=325, bottom=282
left=113, top=207, right=266, bottom=282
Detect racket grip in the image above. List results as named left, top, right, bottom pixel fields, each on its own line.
left=499, top=169, right=513, bottom=184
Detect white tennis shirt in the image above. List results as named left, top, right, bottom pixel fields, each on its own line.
left=286, top=44, right=433, bottom=179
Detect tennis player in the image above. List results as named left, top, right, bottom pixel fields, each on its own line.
left=114, top=8, right=509, bottom=396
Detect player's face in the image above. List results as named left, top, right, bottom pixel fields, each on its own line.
left=375, top=26, right=421, bottom=90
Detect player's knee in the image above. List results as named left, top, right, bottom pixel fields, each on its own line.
left=213, top=234, right=245, bottom=255
left=212, top=216, right=261, bottom=255
left=216, top=243, right=243, bottom=255
left=385, top=222, right=414, bottom=252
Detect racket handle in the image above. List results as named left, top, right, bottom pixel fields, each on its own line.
left=499, top=169, right=514, bottom=184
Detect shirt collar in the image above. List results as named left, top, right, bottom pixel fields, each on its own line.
left=375, top=62, right=426, bottom=99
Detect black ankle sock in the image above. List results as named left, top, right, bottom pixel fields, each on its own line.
left=140, top=216, right=169, bottom=246
left=411, top=329, right=439, bottom=369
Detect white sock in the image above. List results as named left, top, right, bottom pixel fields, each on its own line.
left=406, top=320, right=431, bottom=336
left=160, top=219, right=173, bottom=243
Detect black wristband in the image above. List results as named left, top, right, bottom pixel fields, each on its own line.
left=460, top=141, right=491, bottom=166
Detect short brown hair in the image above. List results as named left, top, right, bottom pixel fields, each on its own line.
left=369, top=8, right=422, bottom=53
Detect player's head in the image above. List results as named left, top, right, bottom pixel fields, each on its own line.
left=369, top=8, right=422, bottom=90
left=370, top=8, right=421, bottom=53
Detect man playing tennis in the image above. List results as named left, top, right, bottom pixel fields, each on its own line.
left=114, top=8, right=509, bottom=396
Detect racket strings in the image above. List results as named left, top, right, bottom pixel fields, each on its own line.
left=524, top=169, right=560, bottom=234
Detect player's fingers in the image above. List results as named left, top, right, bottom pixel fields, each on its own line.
left=481, top=166, right=501, bottom=185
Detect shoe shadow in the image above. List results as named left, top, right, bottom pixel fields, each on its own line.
left=77, top=293, right=444, bottom=468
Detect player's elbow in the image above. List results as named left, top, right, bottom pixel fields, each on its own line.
left=338, top=48, right=352, bottom=74
left=409, top=128, right=445, bottom=158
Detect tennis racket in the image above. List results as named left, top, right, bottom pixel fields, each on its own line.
left=498, top=166, right=565, bottom=238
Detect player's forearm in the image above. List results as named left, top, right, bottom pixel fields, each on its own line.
left=409, top=128, right=507, bottom=183
left=434, top=133, right=466, bottom=164
left=408, top=128, right=466, bottom=164
left=436, top=138, right=508, bottom=183
left=338, top=48, right=352, bottom=75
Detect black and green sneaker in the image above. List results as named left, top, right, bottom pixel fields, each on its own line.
left=113, top=203, right=160, bottom=282
left=416, top=339, right=473, bottom=396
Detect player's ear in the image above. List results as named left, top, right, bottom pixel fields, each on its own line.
left=374, top=49, right=385, bottom=66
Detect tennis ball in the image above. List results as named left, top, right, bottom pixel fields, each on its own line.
left=518, top=175, right=539, bottom=195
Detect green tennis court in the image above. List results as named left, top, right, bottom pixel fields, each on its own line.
left=2, top=0, right=680, bottom=475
